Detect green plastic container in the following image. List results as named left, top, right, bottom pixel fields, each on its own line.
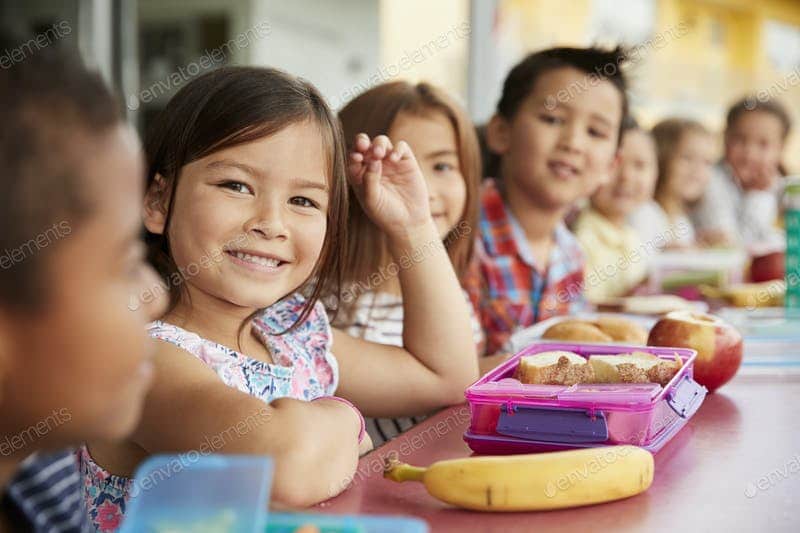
left=785, top=179, right=800, bottom=308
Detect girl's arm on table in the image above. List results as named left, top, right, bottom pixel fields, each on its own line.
left=132, top=341, right=366, bottom=507
left=333, top=135, right=478, bottom=417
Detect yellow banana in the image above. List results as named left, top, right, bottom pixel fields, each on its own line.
left=384, top=445, right=653, bottom=511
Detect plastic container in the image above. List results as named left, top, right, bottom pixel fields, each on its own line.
left=647, top=249, right=747, bottom=300
left=266, top=513, right=428, bottom=533
left=784, top=177, right=800, bottom=308
left=464, top=342, right=707, bottom=454
left=120, top=454, right=273, bottom=533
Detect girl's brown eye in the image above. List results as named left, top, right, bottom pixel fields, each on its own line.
left=290, top=196, right=317, bottom=209
left=220, top=181, right=253, bottom=195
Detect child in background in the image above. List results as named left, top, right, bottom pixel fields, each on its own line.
left=465, top=46, right=628, bottom=357
left=81, top=67, right=478, bottom=528
left=693, top=97, right=792, bottom=248
left=0, top=32, right=166, bottom=531
left=630, top=118, right=715, bottom=249
left=336, top=81, right=483, bottom=444
left=575, top=118, right=658, bottom=301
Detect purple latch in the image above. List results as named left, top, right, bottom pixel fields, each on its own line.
left=495, top=405, right=609, bottom=443
left=665, top=375, right=707, bottom=418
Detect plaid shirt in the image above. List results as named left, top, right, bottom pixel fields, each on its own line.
left=464, top=179, right=586, bottom=355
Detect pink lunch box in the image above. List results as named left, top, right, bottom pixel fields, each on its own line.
left=464, top=342, right=707, bottom=454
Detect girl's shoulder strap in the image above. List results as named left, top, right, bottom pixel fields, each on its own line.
left=147, top=320, right=211, bottom=357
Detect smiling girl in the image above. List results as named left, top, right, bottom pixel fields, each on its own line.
left=79, top=67, right=477, bottom=530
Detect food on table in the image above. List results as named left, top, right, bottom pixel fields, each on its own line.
left=542, top=320, right=613, bottom=343
left=700, top=280, right=785, bottom=308
left=513, top=350, right=595, bottom=385
left=596, top=294, right=697, bottom=315
left=589, top=351, right=681, bottom=386
left=514, top=350, right=680, bottom=386
left=383, top=445, right=654, bottom=511
left=750, top=251, right=785, bottom=283
left=648, top=310, right=743, bottom=392
left=542, top=316, right=648, bottom=344
left=593, top=316, right=649, bottom=344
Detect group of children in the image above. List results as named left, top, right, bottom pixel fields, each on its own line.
left=577, top=98, right=790, bottom=302
left=0, top=28, right=792, bottom=532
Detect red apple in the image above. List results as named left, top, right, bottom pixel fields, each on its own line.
left=647, top=311, right=743, bottom=392
left=750, top=251, right=785, bottom=283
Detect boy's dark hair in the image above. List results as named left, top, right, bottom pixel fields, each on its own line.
left=726, top=97, right=792, bottom=140
left=497, top=46, right=629, bottom=136
left=0, top=28, right=122, bottom=312
left=484, top=46, right=630, bottom=178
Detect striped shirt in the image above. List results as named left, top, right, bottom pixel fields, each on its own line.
left=335, top=290, right=484, bottom=446
left=464, top=178, right=586, bottom=356
left=3, top=451, right=89, bottom=532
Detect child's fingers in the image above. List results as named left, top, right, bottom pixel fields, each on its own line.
left=353, top=133, right=371, bottom=154
left=347, top=163, right=365, bottom=187
left=371, top=135, right=393, bottom=159
left=388, top=140, right=411, bottom=163
left=347, top=152, right=367, bottom=186
left=363, top=158, right=382, bottom=205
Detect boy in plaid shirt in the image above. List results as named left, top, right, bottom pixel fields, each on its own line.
left=467, top=47, right=630, bottom=366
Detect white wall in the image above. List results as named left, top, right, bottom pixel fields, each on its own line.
left=249, top=0, right=380, bottom=110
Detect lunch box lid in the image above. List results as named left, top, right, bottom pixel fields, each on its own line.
left=466, top=341, right=699, bottom=412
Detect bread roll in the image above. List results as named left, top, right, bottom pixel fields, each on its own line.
left=514, top=350, right=595, bottom=385
left=541, top=321, right=613, bottom=343
left=593, top=316, right=648, bottom=344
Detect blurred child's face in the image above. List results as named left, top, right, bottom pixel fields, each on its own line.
left=147, top=121, right=329, bottom=311
left=490, top=66, right=622, bottom=210
left=389, top=111, right=466, bottom=239
left=666, top=130, right=715, bottom=203
left=0, top=126, right=166, bottom=449
left=592, top=129, right=657, bottom=220
left=725, top=111, right=785, bottom=187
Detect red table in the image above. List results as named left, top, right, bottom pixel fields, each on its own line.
left=318, top=373, right=800, bottom=532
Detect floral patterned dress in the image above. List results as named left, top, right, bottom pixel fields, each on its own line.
left=77, top=294, right=337, bottom=531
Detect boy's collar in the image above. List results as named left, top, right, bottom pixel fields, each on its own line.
left=481, top=179, right=572, bottom=269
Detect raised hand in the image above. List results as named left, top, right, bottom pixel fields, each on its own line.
left=347, top=133, right=433, bottom=239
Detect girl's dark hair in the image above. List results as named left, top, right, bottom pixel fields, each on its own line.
left=651, top=117, right=710, bottom=197
left=145, top=66, right=348, bottom=332
left=0, top=28, right=121, bottom=312
left=337, top=81, right=480, bottom=312
left=726, top=97, right=792, bottom=177
left=725, top=97, right=792, bottom=140
left=485, top=46, right=630, bottom=178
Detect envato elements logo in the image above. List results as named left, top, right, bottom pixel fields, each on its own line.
left=0, top=21, right=72, bottom=69
left=744, top=454, right=800, bottom=498
left=127, top=20, right=271, bottom=110
left=127, top=232, right=250, bottom=311
left=1, top=408, right=72, bottom=456
left=544, top=446, right=636, bottom=498
left=327, top=406, right=471, bottom=497
left=544, top=21, right=690, bottom=111
left=744, top=65, right=800, bottom=110
left=555, top=221, right=691, bottom=305
left=340, top=220, right=471, bottom=304
left=333, top=21, right=471, bottom=108
left=0, top=221, right=72, bottom=270
left=128, top=407, right=271, bottom=497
